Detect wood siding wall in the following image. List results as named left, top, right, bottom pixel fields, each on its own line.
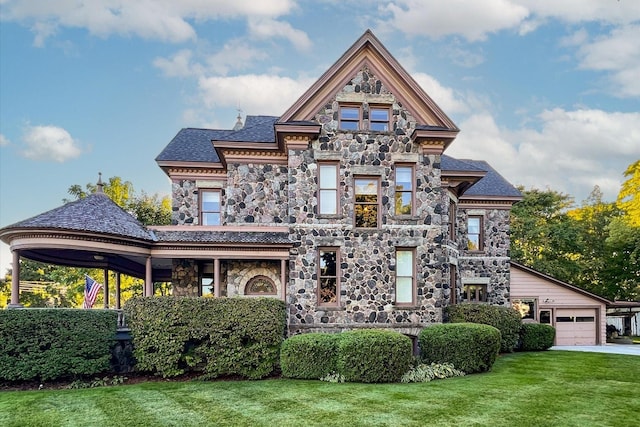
left=511, top=266, right=606, bottom=345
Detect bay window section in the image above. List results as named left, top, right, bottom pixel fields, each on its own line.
left=396, top=249, right=414, bottom=305
left=319, top=163, right=338, bottom=215
left=354, top=177, right=379, bottom=228
left=201, top=190, right=221, bottom=225
left=319, top=248, right=339, bottom=306
left=394, top=166, right=414, bottom=215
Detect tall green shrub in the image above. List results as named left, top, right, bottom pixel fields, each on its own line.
left=419, top=323, right=501, bottom=373
left=519, top=323, right=556, bottom=351
left=336, top=330, right=413, bottom=383
left=280, top=333, right=342, bottom=379
left=447, top=303, right=522, bottom=352
left=124, top=296, right=286, bottom=379
left=0, top=309, right=118, bottom=382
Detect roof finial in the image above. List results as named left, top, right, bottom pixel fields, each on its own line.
left=233, top=107, right=243, bottom=131
left=96, top=172, right=104, bottom=193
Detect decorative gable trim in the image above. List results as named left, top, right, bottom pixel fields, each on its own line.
left=278, top=30, right=459, bottom=131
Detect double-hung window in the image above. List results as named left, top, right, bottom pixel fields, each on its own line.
left=338, top=105, right=390, bottom=131
left=201, top=190, right=221, bottom=225
left=462, top=284, right=487, bottom=302
left=354, top=177, right=380, bottom=228
left=370, top=107, right=390, bottom=131
left=339, top=106, right=360, bottom=130
left=467, top=216, right=483, bottom=251
left=394, top=165, right=414, bottom=215
left=395, top=249, right=414, bottom=305
left=319, top=248, right=339, bottom=305
left=318, top=163, right=338, bottom=215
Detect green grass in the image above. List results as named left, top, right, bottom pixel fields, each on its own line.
left=632, top=336, right=640, bottom=344
left=1, top=351, right=639, bottom=427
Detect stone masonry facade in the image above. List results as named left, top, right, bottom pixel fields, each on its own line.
left=167, top=66, right=515, bottom=336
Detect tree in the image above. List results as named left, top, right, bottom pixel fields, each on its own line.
left=1, top=176, right=171, bottom=308
left=617, top=160, right=640, bottom=227
left=510, top=187, right=583, bottom=283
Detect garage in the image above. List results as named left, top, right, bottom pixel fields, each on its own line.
left=555, top=308, right=598, bottom=346
left=510, top=262, right=609, bottom=346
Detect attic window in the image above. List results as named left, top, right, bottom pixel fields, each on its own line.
left=339, top=106, right=360, bottom=130
left=339, top=105, right=390, bottom=131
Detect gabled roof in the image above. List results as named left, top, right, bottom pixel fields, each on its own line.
left=214, top=115, right=278, bottom=144
left=156, top=128, right=229, bottom=163
left=278, top=30, right=458, bottom=131
left=0, top=192, right=154, bottom=242
left=511, top=261, right=611, bottom=305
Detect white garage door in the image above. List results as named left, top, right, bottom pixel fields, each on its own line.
left=555, top=309, right=597, bottom=346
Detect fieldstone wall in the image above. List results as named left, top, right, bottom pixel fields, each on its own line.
left=287, top=67, right=451, bottom=334
left=456, top=207, right=512, bottom=305
left=226, top=260, right=282, bottom=297
left=225, top=164, right=288, bottom=224
left=172, top=179, right=198, bottom=225
left=172, top=259, right=199, bottom=296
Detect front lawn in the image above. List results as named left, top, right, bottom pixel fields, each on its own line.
left=1, top=351, right=638, bottom=427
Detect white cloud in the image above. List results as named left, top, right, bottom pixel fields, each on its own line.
left=380, top=0, right=529, bottom=41
left=204, top=40, right=270, bottom=76
left=197, top=74, right=314, bottom=116
left=0, top=134, right=10, bottom=146
left=21, top=125, right=83, bottom=162
left=412, top=72, right=469, bottom=115
left=574, top=25, right=640, bottom=97
left=1, top=0, right=298, bottom=45
left=515, top=0, right=640, bottom=26
left=248, top=17, right=312, bottom=52
left=153, top=49, right=201, bottom=78
left=448, top=108, right=640, bottom=202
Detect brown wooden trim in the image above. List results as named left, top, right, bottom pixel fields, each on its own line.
left=394, top=247, right=416, bottom=306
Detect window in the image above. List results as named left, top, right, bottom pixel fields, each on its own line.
left=200, top=262, right=214, bottom=296
left=370, top=107, right=390, bottom=131
left=201, top=190, right=221, bottom=225
left=319, top=163, right=338, bottom=215
left=339, top=106, right=359, bottom=130
left=396, top=249, right=414, bottom=304
left=245, top=276, right=276, bottom=295
left=462, top=284, right=487, bottom=302
left=467, top=216, right=483, bottom=251
left=539, top=310, right=551, bottom=324
left=338, top=105, right=390, bottom=131
left=354, top=177, right=379, bottom=227
left=394, top=166, right=414, bottom=215
left=513, top=298, right=536, bottom=320
left=319, top=249, right=339, bottom=305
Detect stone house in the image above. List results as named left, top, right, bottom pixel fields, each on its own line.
left=1, top=30, right=522, bottom=336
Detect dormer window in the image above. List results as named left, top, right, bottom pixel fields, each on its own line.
left=339, top=105, right=390, bottom=131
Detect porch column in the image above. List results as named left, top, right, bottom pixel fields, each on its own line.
left=103, top=269, right=109, bottom=309
left=145, top=256, right=153, bottom=296
left=115, top=273, right=121, bottom=310
left=214, top=258, right=221, bottom=298
left=280, top=258, right=287, bottom=301
left=8, top=250, right=22, bottom=308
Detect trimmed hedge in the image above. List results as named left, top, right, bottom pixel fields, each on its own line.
left=124, top=296, right=286, bottom=379
left=519, top=323, right=556, bottom=351
left=447, top=303, right=522, bottom=352
left=0, top=309, right=118, bottom=382
left=419, top=323, right=501, bottom=374
left=336, top=330, right=413, bottom=383
left=280, top=333, right=341, bottom=379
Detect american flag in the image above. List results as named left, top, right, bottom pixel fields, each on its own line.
left=83, top=275, right=102, bottom=309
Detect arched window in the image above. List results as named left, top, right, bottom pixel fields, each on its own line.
left=245, top=275, right=276, bottom=295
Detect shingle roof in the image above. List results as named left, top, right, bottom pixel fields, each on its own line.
left=217, top=115, right=278, bottom=143
left=3, top=192, right=154, bottom=240
left=441, top=154, right=486, bottom=172
left=155, top=116, right=279, bottom=163
left=155, top=128, right=230, bottom=163
left=152, top=230, right=290, bottom=244
left=457, top=159, right=522, bottom=198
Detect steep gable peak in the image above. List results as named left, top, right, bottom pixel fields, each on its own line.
left=279, top=30, right=458, bottom=131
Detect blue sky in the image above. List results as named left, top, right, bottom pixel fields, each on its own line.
left=1, top=0, right=639, bottom=276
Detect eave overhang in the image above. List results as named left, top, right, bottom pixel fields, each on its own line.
left=441, top=169, right=487, bottom=198
left=459, top=195, right=524, bottom=209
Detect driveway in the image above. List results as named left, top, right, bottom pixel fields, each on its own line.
left=551, top=344, right=640, bottom=356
